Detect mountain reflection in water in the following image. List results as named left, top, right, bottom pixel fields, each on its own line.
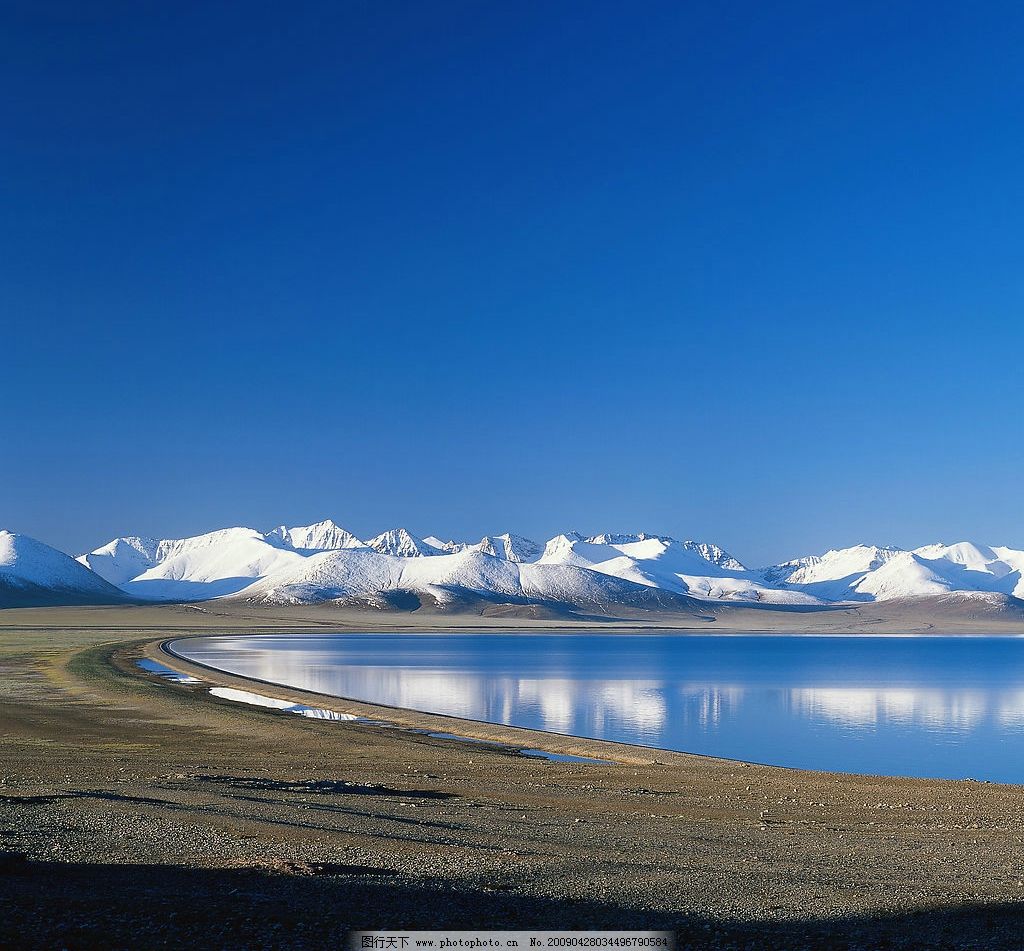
left=173, top=633, right=1024, bottom=783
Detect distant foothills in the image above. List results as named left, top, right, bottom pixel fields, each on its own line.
left=3, top=519, right=1024, bottom=617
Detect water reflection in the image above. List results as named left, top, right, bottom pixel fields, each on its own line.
left=791, top=687, right=987, bottom=730
left=173, top=633, right=1024, bottom=783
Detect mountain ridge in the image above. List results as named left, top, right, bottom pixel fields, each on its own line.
left=1, top=531, right=129, bottom=607
left=3, top=520, right=1024, bottom=613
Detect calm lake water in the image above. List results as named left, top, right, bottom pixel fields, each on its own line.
left=172, top=633, right=1024, bottom=783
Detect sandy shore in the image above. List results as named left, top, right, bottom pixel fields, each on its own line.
left=2, top=604, right=1024, bottom=949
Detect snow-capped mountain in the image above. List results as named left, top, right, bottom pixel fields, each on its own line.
left=79, top=535, right=162, bottom=587
left=1, top=531, right=126, bottom=606
left=422, top=536, right=467, bottom=554
left=267, top=519, right=364, bottom=552
left=585, top=533, right=744, bottom=571
left=857, top=543, right=1024, bottom=601
left=757, top=542, right=1024, bottom=602
left=80, top=526, right=305, bottom=601
left=240, top=546, right=696, bottom=612
left=367, top=528, right=442, bottom=558
left=467, top=533, right=543, bottom=563
left=0, top=520, right=1020, bottom=613
left=121, top=528, right=306, bottom=601
left=759, top=545, right=906, bottom=602
left=69, top=521, right=774, bottom=608
left=532, top=532, right=810, bottom=603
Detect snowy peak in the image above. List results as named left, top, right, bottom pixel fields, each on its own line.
left=526, top=532, right=782, bottom=602
left=586, top=532, right=667, bottom=546
left=269, top=519, right=364, bottom=552
left=240, top=543, right=699, bottom=613
left=539, top=532, right=589, bottom=562
left=99, top=535, right=160, bottom=560
left=913, top=541, right=1003, bottom=570
left=367, top=528, right=441, bottom=558
left=20, top=522, right=1024, bottom=611
left=152, top=527, right=271, bottom=561
left=469, top=533, right=542, bottom=563
left=753, top=542, right=1024, bottom=602
left=2, top=530, right=126, bottom=605
left=542, top=532, right=745, bottom=573
left=422, top=536, right=468, bottom=554
left=80, top=527, right=267, bottom=585
left=78, top=535, right=160, bottom=586
left=81, top=520, right=363, bottom=587
left=679, top=540, right=745, bottom=571
left=124, top=529, right=305, bottom=602
left=762, top=544, right=904, bottom=586
left=899, top=542, right=1024, bottom=598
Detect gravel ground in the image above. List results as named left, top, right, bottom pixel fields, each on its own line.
left=1, top=606, right=1023, bottom=949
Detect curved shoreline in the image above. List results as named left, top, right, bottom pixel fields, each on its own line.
left=8, top=606, right=1024, bottom=946
left=154, top=635, right=695, bottom=767
left=156, top=632, right=1022, bottom=786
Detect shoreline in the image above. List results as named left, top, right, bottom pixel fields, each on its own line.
left=4, top=604, right=1024, bottom=948
left=155, top=636, right=683, bottom=767
left=160, top=631, right=1024, bottom=786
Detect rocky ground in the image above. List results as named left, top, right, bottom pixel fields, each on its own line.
left=1, top=604, right=1023, bottom=949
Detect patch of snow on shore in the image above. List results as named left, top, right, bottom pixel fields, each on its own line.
left=209, top=686, right=357, bottom=720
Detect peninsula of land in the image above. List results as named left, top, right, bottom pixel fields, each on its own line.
left=2, top=604, right=1023, bottom=948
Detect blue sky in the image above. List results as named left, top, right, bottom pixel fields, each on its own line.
left=4, top=1, right=1024, bottom=566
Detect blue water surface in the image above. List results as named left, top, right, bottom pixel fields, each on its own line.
left=172, top=633, right=1024, bottom=783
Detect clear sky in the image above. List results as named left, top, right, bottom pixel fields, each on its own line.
left=4, top=1, right=1024, bottom=567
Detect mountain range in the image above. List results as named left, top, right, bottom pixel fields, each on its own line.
left=3, top=520, right=1024, bottom=614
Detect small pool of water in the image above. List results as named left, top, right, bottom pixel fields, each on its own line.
left=171, top=633, right=1024, bottom=783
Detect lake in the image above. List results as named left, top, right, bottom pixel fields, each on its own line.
left=170, top=632, right=1024, bottom=783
